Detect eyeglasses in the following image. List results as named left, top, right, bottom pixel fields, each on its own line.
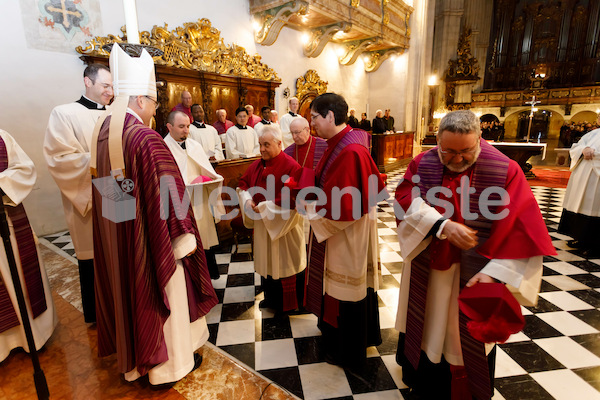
left=291, top=128, right=308, bottom=135
left=144, top=96, right=159, bottom=110
left=310, top=113, right=322, bottom=119
left=439, top=146, right=478, bottom=158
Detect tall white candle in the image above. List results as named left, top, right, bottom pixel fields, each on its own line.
left=122, top=0, right=140, bottom=44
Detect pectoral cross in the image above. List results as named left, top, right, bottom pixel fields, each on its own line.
left=47, top=0, right=82, bottom=29
left=525, top=95, right=541, bottom=142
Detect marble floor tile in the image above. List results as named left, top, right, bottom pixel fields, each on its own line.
left=534, top=337, right=600, bottom=369
left=379, top=251, right=403, bottom=263
left=543, top=275, right=590, bottom=291
left=255, top=339, right=298, bottom=370
left=543, top=261, right=588, bottom=275
left=226, top=260, right=255, bottom=274
left=538, top=291, right=596, bottom=311
left=222, top=285, right=255, bottom=304
left=495, top=347, right=528, bottom=378
left=353, top=389, right=404, bottom=399
left=537, top=311, right=598, bottom=336
left=216, top=320, right=256, bottom=346
left=289, top=313, right=321, bottom=338
left=298, top=362, right=353, bottom=400
left=530, top=369, right=600, bottom=400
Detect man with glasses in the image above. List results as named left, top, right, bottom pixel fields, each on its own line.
left=44, top=63, right=113, bottom=324
left=91, top=45, right=217, bottom=386
left=393, top=110, right=555, bottom=399
left=283, top=117, right=327, bottom=171
left=304, top=93, right=386, bottom=372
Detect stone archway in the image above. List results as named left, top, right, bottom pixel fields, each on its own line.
left=570, top=110, right=598, bottom=123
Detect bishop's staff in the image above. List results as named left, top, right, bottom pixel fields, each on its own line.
left=0, top=188, right=49, bottom=400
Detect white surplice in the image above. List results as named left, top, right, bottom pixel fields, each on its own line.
left=164, top=135, right=225, bottom=248
left=394, top=197, right=543, bottom=365
left=279, top=113, right=301, bottom=149
left=189, top=123, right=225, bottom=161
left=0, top=130, right=58, bottom=362
left=224, top=125, right=259, bottom=159
left=237, top=191, right=306, bottom=279
left=44, top=102, right=105, bottom=259
left=305, top=203, right=381, bottom=302
left=563, top=129, right=600, bottom=217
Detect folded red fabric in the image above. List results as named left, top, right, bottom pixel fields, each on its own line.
left=190, top=175, right=212, bottom=184
left=458, top=282, right=525, bottom=343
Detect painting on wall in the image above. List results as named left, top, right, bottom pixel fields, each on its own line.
left=20, top=0, right=102, bottom=53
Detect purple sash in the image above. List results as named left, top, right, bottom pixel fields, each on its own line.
left=0, top=137, right=47, bottom=333
left=405, top=139, right=509, bottom=400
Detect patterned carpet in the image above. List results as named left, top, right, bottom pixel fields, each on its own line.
left=42, top=166, right=600, bottom=400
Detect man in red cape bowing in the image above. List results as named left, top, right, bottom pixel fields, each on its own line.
left=91, top=44, right=217, bottom=386
left=304, top=93, right=386, bottom=371
left=394, top=110, right=556, bottom=399
left=237, top=125, right=305, bottom=313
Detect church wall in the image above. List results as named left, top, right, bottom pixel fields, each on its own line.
left=1, top=0, right=412, bottom=235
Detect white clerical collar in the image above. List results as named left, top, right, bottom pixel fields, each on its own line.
left=82, top=95, right=105, bottom=109
left=126, top=108, right=144, bottom=123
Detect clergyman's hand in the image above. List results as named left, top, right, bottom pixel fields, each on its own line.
left=583, top=147, right=595, bottom=160
left=442, top=220, right=478, bottom=250
left=245, top=199, right=259, bottom=214
left=466, top=272, right=495, bottom=287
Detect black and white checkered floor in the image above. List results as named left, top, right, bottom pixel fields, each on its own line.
left=43, top=167, right=600, bottom=400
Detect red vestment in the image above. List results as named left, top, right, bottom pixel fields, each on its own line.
left=212, top=120, right=234, bottom=135
left=238, top=151, right=301, bottom=206
left=92, top=113, right=218, bottom=376
left=247, top=114, right=261, bottom=128
left=171, top=103, right=192, bottom=123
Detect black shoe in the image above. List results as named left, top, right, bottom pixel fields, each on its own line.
left=192, top=353, right=203, bottom=371
left=567, top=240, right=581, bottom=248
left=259, top=299, right=274, bottom=309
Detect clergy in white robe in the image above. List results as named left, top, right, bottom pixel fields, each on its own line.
left=43, top=63, right=113, bottom=323
left=189, top=104, right=224, bottom=161
left=225, top=107, right=259, bottom=159
left=393, top=111, right=555, bottom=399
left=237, top=126, right=305, bottom=313
left=558, top=127, right=600, bottom=257
left=279, top=97, right=302, bottom=149
left=0, top=129, right=57, bottom=362
left=165, top=111, right=225, bottom=279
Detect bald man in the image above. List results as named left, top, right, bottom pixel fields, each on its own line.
left=284, top=117, right=327, bottom=171
left=279, top=97, right=301, bottom=149
left=171, top=90, right=193, bottom=123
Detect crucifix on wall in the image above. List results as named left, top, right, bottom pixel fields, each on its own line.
left=525, top=95, right=541, bottom=142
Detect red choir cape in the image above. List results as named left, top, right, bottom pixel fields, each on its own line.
left=171, top=103, right=192, bottom=123
left=238, top=151, right=301, bottom=207
left=315, top=126, right=385, bottom=221
left=92, top=113, right=218, bottom=376
left=247, top=114, right=262, bottom=128
left=212, top=120, right=234, bottom=135
left=283, top=135, right=328, bottom=171
left=395, top=151, right=556, bottom=261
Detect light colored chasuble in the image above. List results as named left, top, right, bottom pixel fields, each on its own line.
left=279, top=113, right=301, bottom=149
left=0, top=130, right=58, bottom=362
left=394, top=197, right=543, bottom=366
left=43, top=102, right=104, bottom=259
left=306, top=203, right=381, bottom=302
left=563, top=128, right=600, bottom=217
left=237, top=191, right=306, bottom=279
left=118, top=112, right=209, bottom=385
left=189, top=123, right=224, bottom=161
left=164, top=135, right=225, bottom=248
left=224, top=125, right=259, bottom=159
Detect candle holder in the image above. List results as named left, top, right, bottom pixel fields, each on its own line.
left=102, top=42, right=163, bottom=58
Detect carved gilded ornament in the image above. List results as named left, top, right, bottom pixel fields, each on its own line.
left=364, top=47, right=404, bottom=72
left=338, top=37, right=380, bottom=65
left=351, top=0, right=360, bottom=7
left=551, top=90, right=570, bottom=98
left=472, top=94, right=486, bottom=102
left=573, top=89, right=593, bottom=97
left=254, top=1, right=309, bottom=46
left=296, top=70, right=328, bottom=103
left=445, top=27, right=480, bottom=82
left=304, top=22, right=351, bottom=58
left=77, top=19, right=280, bottom=82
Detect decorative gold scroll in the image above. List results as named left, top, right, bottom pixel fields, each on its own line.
left=77, top=19, right=280, bottom=82
left=296, top=69, right=328, bottom=104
